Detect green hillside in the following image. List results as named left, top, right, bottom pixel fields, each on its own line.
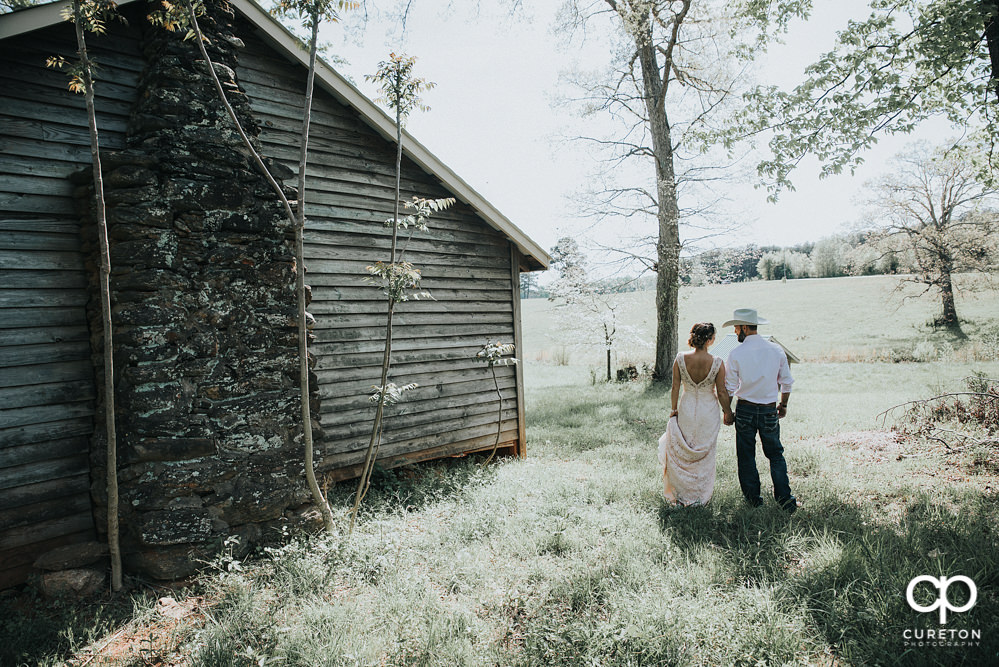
left=522, top=274, right=999, bottom=365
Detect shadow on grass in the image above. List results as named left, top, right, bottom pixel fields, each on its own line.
left=0, top=588, right=145, bottom=667
left=641, top=380, right=670, bottom=398
left=327, top=453, right=499, bottom=520
left=658, top=491, right=999, bottom=666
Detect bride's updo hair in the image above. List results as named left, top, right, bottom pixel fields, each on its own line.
left=688, top=322, right=715, bottom=349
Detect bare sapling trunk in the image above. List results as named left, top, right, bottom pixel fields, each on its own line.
left=349, top=104, right=405, bottom=534
left=297, top=8, right=335, bottom=532
left=72, top=0, right=122, bottom=591
left=482, top=364, right=504, bottom=467
left=188, top=7, right=295, bottom=223
left=477, top=341, right=516, bottom=467
left=186, top=5, right=334, bottom=529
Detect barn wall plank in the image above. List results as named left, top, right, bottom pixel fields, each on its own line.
left=0, top=417, right=94, bottom=450
left=238, top=26, right=524, bottom=471
left=0, top=471, right=91, bottom=509
left=0, top=14, right=145, bottom=587
left=319, top=429, right=519, bottom=484
left=0, top=492, right=92, bottom=532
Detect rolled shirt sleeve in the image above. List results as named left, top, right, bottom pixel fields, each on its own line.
left=777, top=351, right=794, bottom=394
left=725, top=353, right=740, bottom=396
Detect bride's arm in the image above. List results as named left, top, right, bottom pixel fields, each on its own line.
left=670, top=359, right=680, bottom=418
left=715, top=362, right=734, bottom=421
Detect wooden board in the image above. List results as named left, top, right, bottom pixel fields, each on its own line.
left=0, top=14, right=145, bottom=588
left=317, top=425, right=520, bottom=480
left=510, top=244, right=528, bottom=457
left=236, top=25, right=525, bottom=476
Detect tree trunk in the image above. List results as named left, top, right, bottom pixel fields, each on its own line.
left=636, top=31, right=680, bottom=386
left=939, top=264, right=962, bottom=332
left=298, top=11, right=334, bottom=533
left=73, top=0, right=122, bottom=592
left=606, top=347, right=612, bottom=382
left=985, top=1, right=999, bottom=103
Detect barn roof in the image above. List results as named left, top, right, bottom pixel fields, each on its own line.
left=709, top=334, right=801, bottom=364
left=0, top=0, right=551, bottom=271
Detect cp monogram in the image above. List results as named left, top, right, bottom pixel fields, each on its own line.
left=906, top=575, right=978, bottom=624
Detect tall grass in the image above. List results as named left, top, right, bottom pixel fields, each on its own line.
left=5, top=275, right=998, bottom=666
left=12, top=359, right=990, bottom=665
left=161, top=366, right=995, bottom=667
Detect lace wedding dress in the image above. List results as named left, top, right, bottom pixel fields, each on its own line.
left=657, top=354, right=722, bottom=505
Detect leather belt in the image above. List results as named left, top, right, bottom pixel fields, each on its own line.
left=737, top=400, right=777, bottom=408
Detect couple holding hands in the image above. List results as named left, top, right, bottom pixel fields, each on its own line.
left=657, top=308, right=800, bottom=513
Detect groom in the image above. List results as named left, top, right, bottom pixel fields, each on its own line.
left=721, top=308, right=799, bottom=513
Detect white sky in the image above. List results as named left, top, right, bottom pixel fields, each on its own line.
left=323, top=1, right=951, bottom=262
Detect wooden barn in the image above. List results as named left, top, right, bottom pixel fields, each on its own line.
left=0, top=0, right=549, bottom=588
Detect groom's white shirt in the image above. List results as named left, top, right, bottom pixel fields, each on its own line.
left=725, top=334, right=794, bottom=404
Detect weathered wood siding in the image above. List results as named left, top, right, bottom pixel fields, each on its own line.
left=0, top=22, right=143, bottom=588
left=237, top=28, right=522, bottom=477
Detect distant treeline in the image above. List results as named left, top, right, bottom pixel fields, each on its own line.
left=682, top=230, right=910, bottom=286
left=521, top=272, right=658, bottom=299
left=521, top=230, right=951, bottom=298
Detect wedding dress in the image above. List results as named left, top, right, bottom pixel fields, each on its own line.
left=657, top=354, right=722, bottom=505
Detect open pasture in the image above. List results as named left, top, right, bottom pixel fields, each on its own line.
left=522, top=274, right=999, bottom=365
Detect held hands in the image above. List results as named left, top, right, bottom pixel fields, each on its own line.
left=669, top=409, right=678, bottom=419
left=723, top=411, right=735, bottom=426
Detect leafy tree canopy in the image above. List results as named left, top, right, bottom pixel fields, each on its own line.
left=0, top=0, right=43, bottom=12
left=724, top=0, right=998, bottom=196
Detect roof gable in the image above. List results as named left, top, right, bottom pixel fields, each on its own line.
left=0, top=0, right=550, bottom=270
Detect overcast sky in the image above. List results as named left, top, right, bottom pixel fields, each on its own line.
left=322, top=1, right=948, bottom=261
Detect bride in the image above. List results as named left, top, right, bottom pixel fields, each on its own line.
left=658, top=322, right=733, bottom=505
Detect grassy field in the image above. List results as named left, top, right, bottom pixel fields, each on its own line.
left=3, top=275, right=999, bottom=666
left=523, top=274, right=999, bottom=365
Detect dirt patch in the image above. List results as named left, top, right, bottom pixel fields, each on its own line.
left=816, top=430, right=998, bottom=492
left=66, top=596, right=206, bottom=667
left=812, top=430, right=912, bottom=463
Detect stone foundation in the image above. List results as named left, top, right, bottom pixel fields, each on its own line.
left=76, top=1, right=322, bottom=579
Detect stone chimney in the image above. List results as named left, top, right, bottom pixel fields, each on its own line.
left=77, top=0, right=321, bottom=579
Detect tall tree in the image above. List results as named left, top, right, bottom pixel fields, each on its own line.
left=48, top=0, right=124, bottom=592
left=555, top=1, right=757, bottom=383
left=864, top=141, right=998, bottom=333
left=520, top=271, right=538, bottom=299
left=731, top=0, right=999, bottom=194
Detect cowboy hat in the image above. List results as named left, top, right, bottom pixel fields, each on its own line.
left=723, top=308, right=770, bottom=327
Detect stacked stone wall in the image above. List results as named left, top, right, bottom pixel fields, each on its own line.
left=76, top=1, right=320, bottom=579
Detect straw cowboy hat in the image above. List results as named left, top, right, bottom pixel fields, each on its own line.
left=723, top=308, right=770, bottom=328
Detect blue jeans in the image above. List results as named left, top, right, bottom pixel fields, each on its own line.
left=735, top=402, right=795, bottom=508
